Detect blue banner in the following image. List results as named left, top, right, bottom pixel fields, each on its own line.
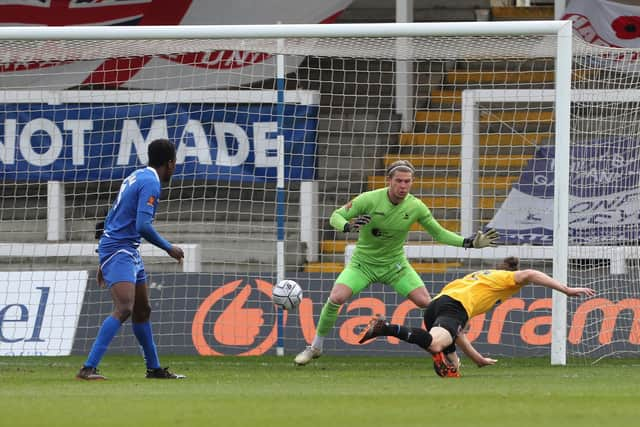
left=489, top=138, right=640, bottom=245
left=0, top=103, right=318, bottom=182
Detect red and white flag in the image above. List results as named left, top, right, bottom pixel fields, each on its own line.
left=564, top=0, right=640, bottom=48
left=0, top=0, right=352, bottom=89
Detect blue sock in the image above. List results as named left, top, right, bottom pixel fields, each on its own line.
left=84, top=316, right=121, bottom=368
left=132, top=321, right=160, bottom=370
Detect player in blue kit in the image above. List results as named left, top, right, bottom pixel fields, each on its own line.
left=76, top=139, right=185, bottom=380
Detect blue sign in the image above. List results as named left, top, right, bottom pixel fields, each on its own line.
left=515, top=142, right=640, bottom=199
left=0, top=103, right=318, bottom=182
left=489, top=138, right=640, bottom=245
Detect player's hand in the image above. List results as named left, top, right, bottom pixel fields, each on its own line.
left=464, top=228, right=499, bottom=248
left=167, top=245, right=184, bottom=264
left=476, top=357, right=498, bottom=367
left=343, top=215, right=371, bottom=232
left=96, top=267, right=106, bottom=289
left=566, top=287, right=596, bottom=298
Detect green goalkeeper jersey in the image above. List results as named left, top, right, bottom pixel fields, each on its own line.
left=330, top=188, right=464, bottom=264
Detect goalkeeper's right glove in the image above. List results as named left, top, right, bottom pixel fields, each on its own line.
left=343, top=215, right=372, bottom=233
left=463, top=228, right=499, bottom=248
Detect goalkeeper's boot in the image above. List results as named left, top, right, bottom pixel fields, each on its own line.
left=358, top=315, right=390, bottom=344
left=432, top=352, right=460, bottom=378
left=76, top=366, right=106, bottom=381
left=294, top=346, right=322, bottom=366
left=146, top=367, right=186, bottom=379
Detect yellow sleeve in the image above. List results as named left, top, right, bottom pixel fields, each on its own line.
left=494, top=271, right=519, bottom=289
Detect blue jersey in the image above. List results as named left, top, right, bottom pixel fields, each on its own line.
left=99, top=167, right=161, bottom=255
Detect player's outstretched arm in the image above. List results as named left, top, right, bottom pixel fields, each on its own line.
left=418, top=201, right=500, bottom=248
left=514, top=270, right=596, bottom=297
left=456, top=332, right=497, bottom=368
left=420, top=216, right=466, bottom=246
left=136, top=211, right=183, bottom=263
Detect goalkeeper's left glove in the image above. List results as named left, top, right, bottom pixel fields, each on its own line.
left=343, top=215, right=372, bottom=233
left=463, top=228, right=499, bottom=249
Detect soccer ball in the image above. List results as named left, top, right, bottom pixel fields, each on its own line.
left=272, top=279, right=303, bottom=311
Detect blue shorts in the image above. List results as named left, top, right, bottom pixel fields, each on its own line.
left=99, top=249, right=147, bottom=288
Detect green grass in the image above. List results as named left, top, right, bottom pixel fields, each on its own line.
left=1, top=355, right=638, bottom=427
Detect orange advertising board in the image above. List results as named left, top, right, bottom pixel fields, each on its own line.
left=189, top=275, right=640, bottom=357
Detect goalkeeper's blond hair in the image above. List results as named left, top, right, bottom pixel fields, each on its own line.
left=386, top=159, right=415, bottom=178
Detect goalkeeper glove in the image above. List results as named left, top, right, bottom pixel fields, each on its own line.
left=343, top=215, right=372, bottom=232
left=463, top=228, right=499, bottom=249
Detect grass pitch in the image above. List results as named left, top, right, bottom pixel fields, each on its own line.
left=1, top=355, right=638, bottom=427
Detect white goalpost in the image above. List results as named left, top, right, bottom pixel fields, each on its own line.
left=460, top=88, right=640, bottom=364
left=5, top=21, right=638, bottom=364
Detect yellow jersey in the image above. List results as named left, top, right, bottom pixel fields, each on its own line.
left=436, top=270, right=522, bottom=318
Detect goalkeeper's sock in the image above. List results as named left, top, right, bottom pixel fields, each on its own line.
left=394, top=325, right=433, bottom=351
left=312, top=336, right=325, bottom=350
left=84, top=315, right=121, bottom=368
left=315, top=299, right=342, bottom=339
left=132, top=321, right=161, bottom=370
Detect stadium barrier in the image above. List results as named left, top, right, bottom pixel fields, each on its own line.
left=0, top=243, right=202, bottom=273
left=46, top=178, right=320, bottom=263
left=345, top=244, right=638, bottom=275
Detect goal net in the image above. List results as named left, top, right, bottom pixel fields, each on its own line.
left=0, top=23, right=636, bottom=363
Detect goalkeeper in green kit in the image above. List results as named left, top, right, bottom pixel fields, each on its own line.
left=294, top=159, right=499, bottom=365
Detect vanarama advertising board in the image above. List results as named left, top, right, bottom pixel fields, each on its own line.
left=71, top=272, right=640, bottom=358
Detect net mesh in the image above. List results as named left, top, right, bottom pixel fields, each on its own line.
left=565, top=38, right=640, bottom=361
left=0, top=30, right=638, bottom=361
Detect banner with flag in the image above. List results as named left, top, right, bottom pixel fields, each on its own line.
left=564, top=0, right=640, bottom=48
left=488, top=138, right=640, bottom=245
left=0, top=0, right=352, bottom=89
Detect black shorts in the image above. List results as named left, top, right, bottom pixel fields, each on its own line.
left=423, top=295, right=469, bottom=354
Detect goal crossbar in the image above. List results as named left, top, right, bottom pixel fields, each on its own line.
left=0, top=22, right=570, bottom=41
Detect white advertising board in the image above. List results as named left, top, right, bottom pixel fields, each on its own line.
left=0, top=271, right=88, bottom=356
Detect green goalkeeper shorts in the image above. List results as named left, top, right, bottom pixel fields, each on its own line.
left=335, top=257, right=424, bottom=297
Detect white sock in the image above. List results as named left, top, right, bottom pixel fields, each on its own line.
left=312, top=335, right=324, bottom=350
